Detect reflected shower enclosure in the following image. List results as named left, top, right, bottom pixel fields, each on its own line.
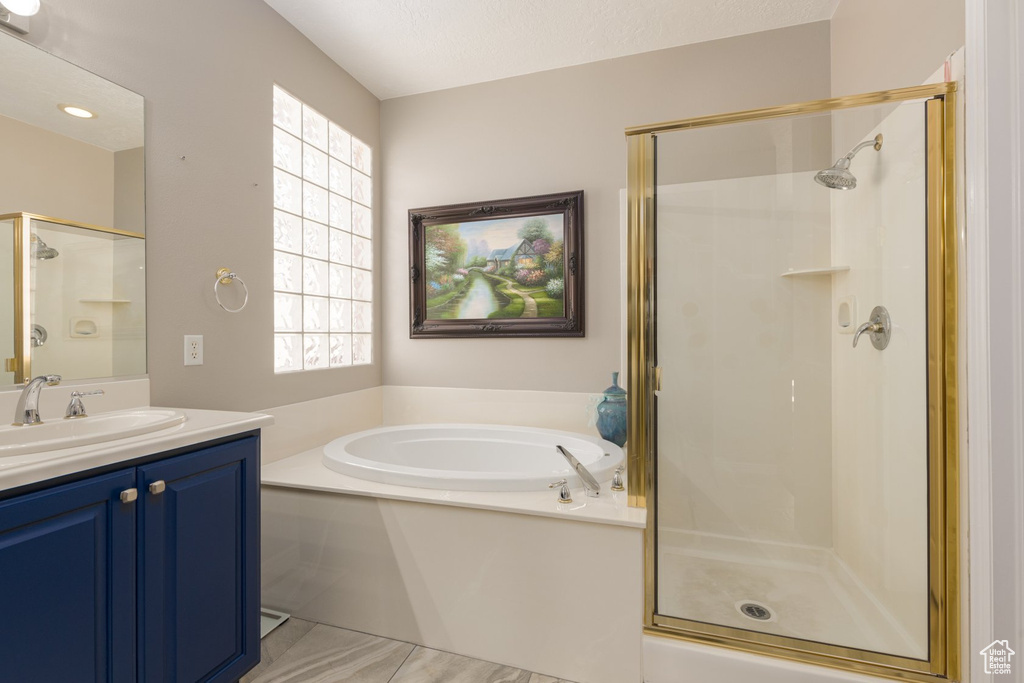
left=626, top=85, right=958, bottom=681
left=1, top=213, right=147, bottom=384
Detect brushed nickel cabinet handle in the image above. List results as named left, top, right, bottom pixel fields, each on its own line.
left=149, top=480, right=166, bottom=495
left=120, top=488, right=138, bottom=504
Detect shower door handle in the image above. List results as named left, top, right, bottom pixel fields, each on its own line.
left=852, top=306, right=892, bottom=350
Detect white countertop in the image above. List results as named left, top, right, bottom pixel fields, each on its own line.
left=0, top=407, right=273, bottom=493
left=262, top=448, right=648, bottom=529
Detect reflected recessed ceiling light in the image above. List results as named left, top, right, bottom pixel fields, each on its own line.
left=59, top=105, right=95, bottom=119
left=0, top=0, right=40, bottom=16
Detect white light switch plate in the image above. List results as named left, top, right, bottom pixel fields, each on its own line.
left=184, top=335, right=203, bottom=365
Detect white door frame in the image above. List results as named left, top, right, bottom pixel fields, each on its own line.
left=965, top=0, right=1024, bottom=680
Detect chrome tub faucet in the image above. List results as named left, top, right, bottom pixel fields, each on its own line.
left=556, top=445, right=602, bottom=498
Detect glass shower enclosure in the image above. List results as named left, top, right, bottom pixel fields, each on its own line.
left=625, top=84, right=959, bottom=681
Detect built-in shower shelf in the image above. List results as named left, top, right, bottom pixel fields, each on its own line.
left=780, top=266, right=850, bottom=278
left=79, top=298, right=132, bottom=303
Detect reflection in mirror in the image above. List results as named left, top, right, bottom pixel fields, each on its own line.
left=0, top=32, right=145, bottom=386
left=27, top=217, right=146, bottom=382
left=0, top=218, right=13, bottom=382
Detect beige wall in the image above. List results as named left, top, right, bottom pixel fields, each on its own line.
left=830, top=0, right=965, bottom=97
left=113, top=146, right=145, bottom=234
left=9, top=5, right=963, bottom=407
left=381, top=22, right=833, bottom=391
left=19, top=0, right=381, bottom=411
left=0, top=114, right=114, bottom=226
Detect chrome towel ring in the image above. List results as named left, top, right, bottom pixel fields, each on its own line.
left=214, top=267, right=248, bottom=313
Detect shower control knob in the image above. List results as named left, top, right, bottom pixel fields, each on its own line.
left=549, top=479, right=572, bottom=504
left=852, top=305, right=892, bottom=350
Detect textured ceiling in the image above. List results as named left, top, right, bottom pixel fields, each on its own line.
left=262, top=0, right=840, bottom=100
left=0, top=34, right=143, bottom=151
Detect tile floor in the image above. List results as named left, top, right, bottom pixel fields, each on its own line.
left=241, top=618, right=574, bottom=683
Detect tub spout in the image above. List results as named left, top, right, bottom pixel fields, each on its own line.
left=556, top=445, right=601, bottom=497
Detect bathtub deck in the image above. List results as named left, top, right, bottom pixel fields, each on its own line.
left=261, top=447, right=646, bottom=528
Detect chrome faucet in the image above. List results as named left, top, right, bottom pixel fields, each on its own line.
left=65, top=389, right=105, bottom=419
left=13, top=374, right=61, bottom=426
left=556, top=445, right=602, bottom=498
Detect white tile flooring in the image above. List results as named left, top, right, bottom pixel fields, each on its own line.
left=241, top=618, right=574, bottom=683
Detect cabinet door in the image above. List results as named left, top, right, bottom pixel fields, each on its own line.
left=139, top=436, right=260, bottom=683
left=0, top=469, right=137, bottom=683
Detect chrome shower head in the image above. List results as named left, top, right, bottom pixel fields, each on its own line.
left=814, top=158, right=857, bottom=190
left=30, top=234, right=59, bottom=260
left=815, top=134, right=883, bottom=190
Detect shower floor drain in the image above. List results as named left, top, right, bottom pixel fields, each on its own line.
left=736, top=601, right=775, bottom=622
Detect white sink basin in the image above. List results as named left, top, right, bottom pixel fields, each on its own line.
left=0, top=409, right=187, bottom=456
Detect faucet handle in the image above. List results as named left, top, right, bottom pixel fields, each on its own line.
left=72, top=389, right=105, bottom=398
left=611, top=465, right=625, bottom=492
left=65, top=389, right=104, bottom=419
left=852, top=305, right=892, bottom=350
left=549, top=479, right=572, bottom=504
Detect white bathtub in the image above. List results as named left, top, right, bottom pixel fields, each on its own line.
left=321, top=423, right=624, bottom=492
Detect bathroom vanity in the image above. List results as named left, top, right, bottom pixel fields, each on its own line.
left=0, top=16, right=272, bottom=683
left=0, top=408, right=271, bottom=683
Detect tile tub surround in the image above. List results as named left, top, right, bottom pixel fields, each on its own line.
left=260, top=483, right=643, bottom=683
left=260, top=386, right=383, bottom=465
left=258, top=385, right=601, bottom=467
left=242, top=619, right=575, bottom=683
left=381, top=385, right=600, bottom=435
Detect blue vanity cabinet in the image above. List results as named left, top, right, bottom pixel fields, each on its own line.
left=139, top=435, right=260, bottom=683
left=0, top=469, right=138, bottom=683
left=0, top=433, right=260, bottom=683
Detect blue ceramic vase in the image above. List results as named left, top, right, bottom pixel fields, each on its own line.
left=596, top=371, right=627, bottom=447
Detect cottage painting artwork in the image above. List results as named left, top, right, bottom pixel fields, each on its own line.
left=409, top=190, right=583, bottom=338
left=424, top=214, right=565, bottom=321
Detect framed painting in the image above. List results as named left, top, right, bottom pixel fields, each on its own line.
left=409, top=190, right=584, bottom=338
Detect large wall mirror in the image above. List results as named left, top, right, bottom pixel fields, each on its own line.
left=0, top=32, right=145, bottom=386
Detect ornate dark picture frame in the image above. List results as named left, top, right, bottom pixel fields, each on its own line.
left=409, top=190, right=584, bottom=338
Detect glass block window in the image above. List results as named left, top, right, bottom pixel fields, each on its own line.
left=273, top=85, right=372, bottom=372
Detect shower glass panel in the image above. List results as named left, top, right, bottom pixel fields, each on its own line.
left=654, top=98, right=931, bottom=658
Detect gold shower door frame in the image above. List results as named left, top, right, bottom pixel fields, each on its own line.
left=625, top=83, right=959, bottom=682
